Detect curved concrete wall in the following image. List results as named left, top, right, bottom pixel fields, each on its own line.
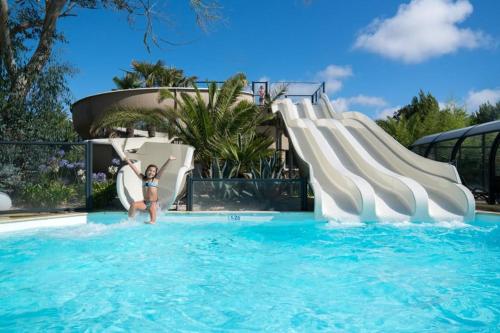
left=71, top=87, right=254, bottom=139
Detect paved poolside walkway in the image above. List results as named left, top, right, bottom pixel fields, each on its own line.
left=0, top=212, right=87, bottom=233
left=476, top=201, right=500, bottom=214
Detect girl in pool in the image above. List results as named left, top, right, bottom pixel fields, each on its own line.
left=125, top=155, right=176, bottom=224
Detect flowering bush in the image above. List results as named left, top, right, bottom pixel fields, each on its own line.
left=91, top=160, right=121, bottom=209
left=93, top=172, right=107, bottom=183
left=9, top=145, right=122, bottom=210
left=18, top=147, right=86, bottom=208
left=38, top=150, right=86, bottom=184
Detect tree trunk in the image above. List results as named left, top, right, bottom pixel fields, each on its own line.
left=8, top=74, right=30, bottom=107
left=147, top=125, right=156, bottom=137
left=126, top=127, right=134, bottom=138
left=1, top=79, right=27, bottom=127
left=0, top=0, right=67, bottom=107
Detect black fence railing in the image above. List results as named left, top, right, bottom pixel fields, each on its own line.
left=186, top=176, right=308, bottom=211
left=311, top=82, right=326, bottom=104
left=194, top=81, right=226, bottom=89
left=195, top=80, right=326, bottom=105
left=0, top=141, right=93, bottom=214
left=271, top=81, right=325, bottom=104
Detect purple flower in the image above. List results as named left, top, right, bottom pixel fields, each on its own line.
left=66, top=163, right=75, bottom=169
left=92, top=172, right=107, bottom=183
left=111, top=158, right=121, bottom=166
left=75, top=161, right=85, bottom=169
left=59, top=159, right=69, bottom=167
left=57, top=149, right=65, bottom=157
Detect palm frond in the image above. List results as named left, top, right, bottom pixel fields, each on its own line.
left=90, top=107, right=168, bottom=136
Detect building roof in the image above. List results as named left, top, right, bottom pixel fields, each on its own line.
left=411, top=120, right=500, bottom=147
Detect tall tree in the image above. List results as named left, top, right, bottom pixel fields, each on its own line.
left=377, top=92, right=470, bottom=147
left=470, top=102, right=500, bottom=125
left=392, top=90, right=440, bottom=121
left=0, top=55, right=77, bottom=141
left=0, top=0, right=220, bottom=115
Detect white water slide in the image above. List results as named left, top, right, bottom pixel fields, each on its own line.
left=94, top=138, right=194, bottom=211
left=273, top=95, right=475, bottom=223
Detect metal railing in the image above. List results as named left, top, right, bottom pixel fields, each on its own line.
left=257, top=81, right=325, bottom=104
left=194, top=80, right=326, bottom=105
left=311, top=82, right=326, bottom=104
left=194, top=81, right=226, bottom=89
left=0, top=141, right=93, bottom=214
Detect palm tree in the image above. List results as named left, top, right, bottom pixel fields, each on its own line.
left=96, top=73, right=274, bottom=175
left=108, top=60, right=198, bottom=136
left=156, top=67, right=197, bottom=87
left=130, top=60, right=165, bottom=87
left=214, top=132, right=274, bottom=176
left=112, top=72, right=141, bottom=90
left=90, top=107, right=168, bottom=138
left=159, top=73, right=273, bottom=175
left=263, top=83, right=288, bottom=113
left=113, top=60, right=198, bottom=89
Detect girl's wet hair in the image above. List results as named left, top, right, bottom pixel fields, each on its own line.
left=143, top=164, right=159, bottom=180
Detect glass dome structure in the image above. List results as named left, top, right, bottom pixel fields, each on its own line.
left=410, top=120, right=500, bottom=204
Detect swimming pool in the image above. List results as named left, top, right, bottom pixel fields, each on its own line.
left=0, top=212, right=499, bottom=332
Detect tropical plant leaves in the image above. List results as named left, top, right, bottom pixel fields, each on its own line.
left=160, top=73, right=273, bottom=176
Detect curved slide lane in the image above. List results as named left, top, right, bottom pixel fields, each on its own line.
left=274, top=99, right=376, bottom=223
left=273, top=96, right=475, bottom=223
left=317, top=95, right=474, bottom=222
left=99, top=138, right=194, bottom=211
left=302, top=100, right=430, bottom=222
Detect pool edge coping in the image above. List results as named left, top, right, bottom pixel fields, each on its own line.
left=0, top=213, right=87, bottom=233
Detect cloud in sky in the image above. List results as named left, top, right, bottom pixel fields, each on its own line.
left=354, top=0, right=491, bottom=63
left=315, top=65, right=353, bottom=94
left=331, top=98, right=349, bottom=113
left=375, top=106, right=401, bottom=119
left=465, top=88, right=500, bottom=112
left=348, top=95, right=388, bottom=108
left=331, top=94, right=389, bottom=113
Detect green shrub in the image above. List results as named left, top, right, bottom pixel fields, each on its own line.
left=20, top=180, right=77, bottom=208
left=92, top=180, right=117, bottom=209
left=0, top=163, right=22, bottom=193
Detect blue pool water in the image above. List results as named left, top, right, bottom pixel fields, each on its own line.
left=0, top=212, right=499, bottom=332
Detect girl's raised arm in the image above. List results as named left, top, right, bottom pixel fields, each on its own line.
left=110, top=141, right=143, bottom=179
left=125, top=158, right=143, bottom=179
left=157, top=155, right=176, bottom=179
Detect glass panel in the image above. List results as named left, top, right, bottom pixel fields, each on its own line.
left=411, top=144, right=429, bottom=156
left=0, top=143, right=87, bottom=212
left=412, top=134, right=438, bottom=146
left=483, top=132, right=498, bottom=193
left=466, top=120, right=500, bottom=137
left=456, top=134, right=487, bottom=192
left=496, top=144, right=500, bottom=202
left=426, top=139, right=457, bottom=162
left=190, top=179, right=305, bottom=211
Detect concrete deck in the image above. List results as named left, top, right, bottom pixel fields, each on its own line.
left=0, top=212, right=87, bottom=233
left=476, top=201, right=500, bottom=214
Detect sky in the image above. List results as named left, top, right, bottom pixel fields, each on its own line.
left=58, top=0, right=500, bottom=119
